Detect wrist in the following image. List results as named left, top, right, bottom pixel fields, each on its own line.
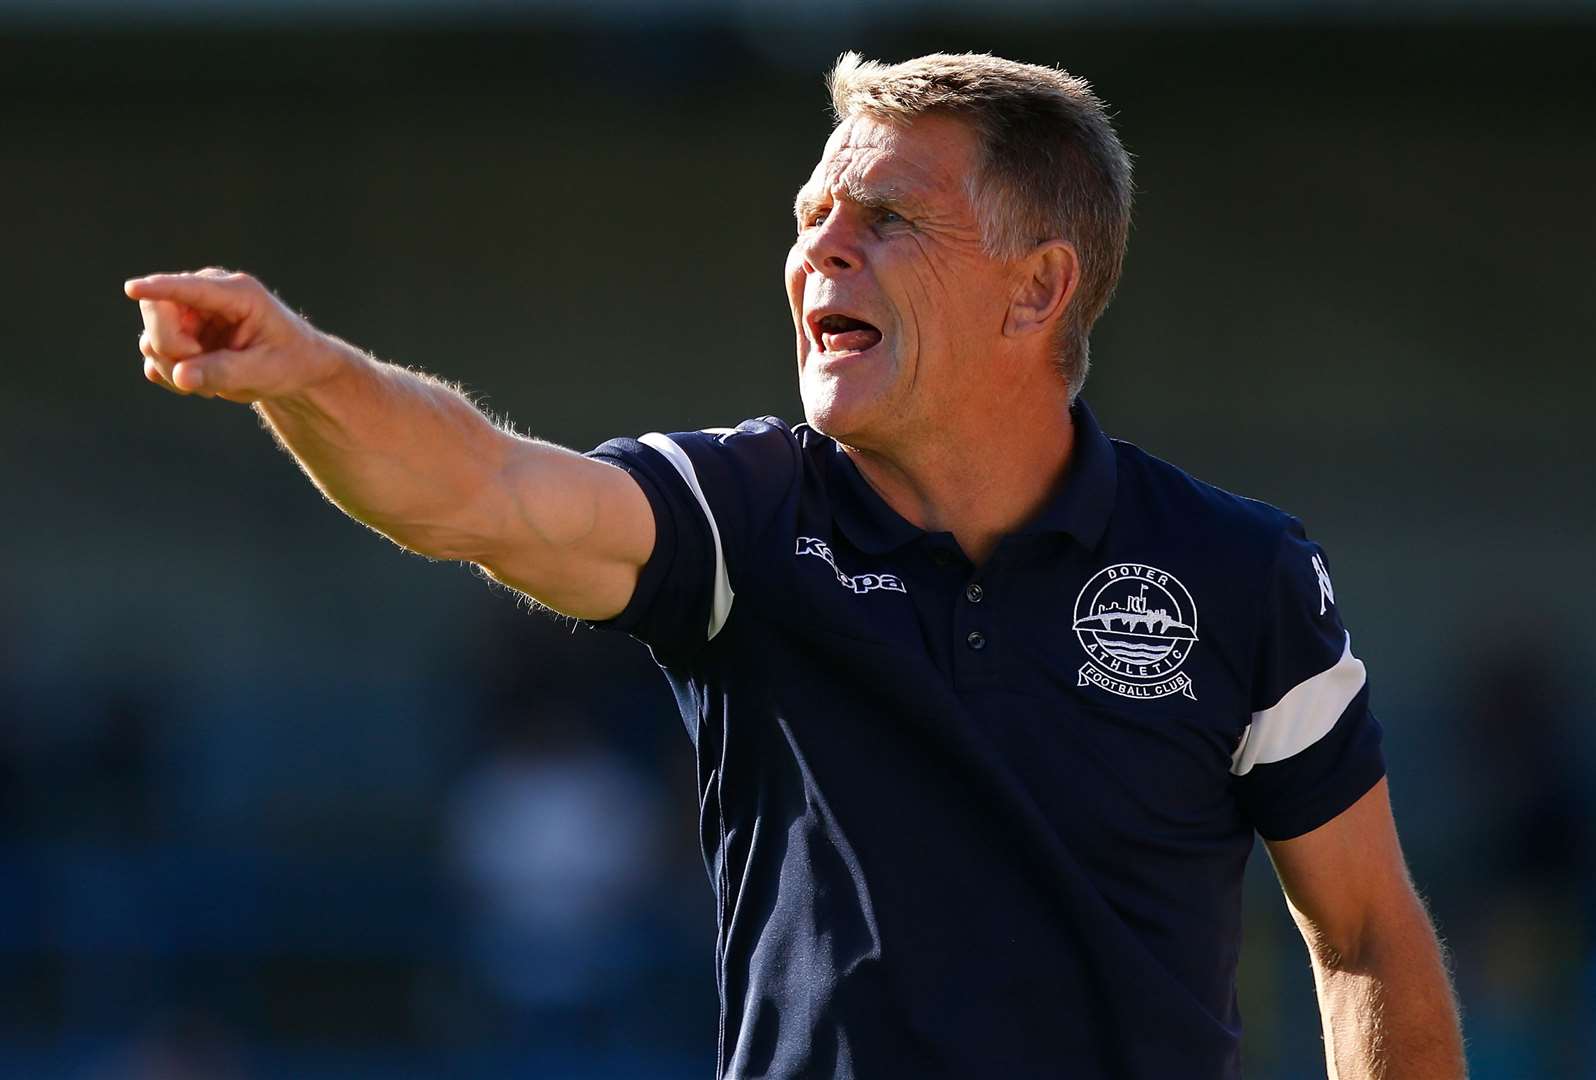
left=274, top=335, right=373, bottom=409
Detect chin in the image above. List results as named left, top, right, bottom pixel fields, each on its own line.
left=800, top=396, right=847, bottom=440
left=798, top=348, right=898, bottom=448
left=801, top=391, right=876, bottom=449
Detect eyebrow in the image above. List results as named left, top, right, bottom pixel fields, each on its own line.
left=793, top=178, right=919, bottom=222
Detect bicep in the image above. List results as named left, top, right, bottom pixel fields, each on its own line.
left=473, top=434, right=656, bottom=621
left=1265, top=777, right=1422, bottom=966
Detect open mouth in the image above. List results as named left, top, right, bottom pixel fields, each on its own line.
left=813, top=313, right=883, bottom=355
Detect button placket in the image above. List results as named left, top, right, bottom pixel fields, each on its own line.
left=945, top=553, right=994, bottom=686
left=960, top=576, right=989, bottom=654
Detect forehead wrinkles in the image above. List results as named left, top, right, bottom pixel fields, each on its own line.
left=823, top=128, right=889, bottom=185
left=796, top=145, right=887, bottom=209
left=799, top=120, right=939, bottom=207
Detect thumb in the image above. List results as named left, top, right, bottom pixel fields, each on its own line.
left=171, top=346, right=266, bottom=401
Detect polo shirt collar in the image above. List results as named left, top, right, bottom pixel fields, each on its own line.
left=829, top=398, right=1118, bottom=555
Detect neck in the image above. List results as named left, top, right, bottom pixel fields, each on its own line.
left=844, top=375, right=1077, bottom=566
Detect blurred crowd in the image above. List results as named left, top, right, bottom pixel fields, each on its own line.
left=2, top=593, right=1592, bottom=1078
left=3, top=8, right=1591, bottom=1078
left=0, top=599, right=715, bottom=1079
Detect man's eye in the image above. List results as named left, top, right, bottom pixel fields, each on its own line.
left=802, top=208, right=829, bottom=229
left=876, top=209, right=905, bottom=226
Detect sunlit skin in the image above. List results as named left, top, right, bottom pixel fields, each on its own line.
left=122, top=82, right=1467, bottom=1078
left=785, top=113, right=1082, bottom=565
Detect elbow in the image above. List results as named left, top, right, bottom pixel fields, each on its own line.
left=1302, top=916, right=1367, bottom=975
left=1300, top=888, right=1435, bottom=979
left=364, top=464, right=516, bottom=563
left=356, top=507, right=499, bottom=564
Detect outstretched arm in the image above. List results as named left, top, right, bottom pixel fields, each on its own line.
left=1265, top=778, right=1466, bottom=1078
left=127, top=268, right=654, bottom=620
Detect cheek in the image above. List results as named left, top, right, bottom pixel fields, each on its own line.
left=887, top=267, right=941, bottom=351
left=784, top=247, right=806, bottom=312
left=915, top=265, right=991, bottom=343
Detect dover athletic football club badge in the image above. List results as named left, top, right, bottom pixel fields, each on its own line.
left=1073, top=563, right=1199, bottom=700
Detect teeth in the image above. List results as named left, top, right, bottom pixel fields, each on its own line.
left=816, top=313, right=866, bottom=333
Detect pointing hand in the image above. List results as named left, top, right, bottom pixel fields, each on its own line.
left=126, top=268, right=344, bottom=404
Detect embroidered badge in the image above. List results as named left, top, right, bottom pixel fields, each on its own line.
left=1073, top=563, right=1199, bottom=700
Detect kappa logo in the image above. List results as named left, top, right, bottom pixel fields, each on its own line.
left=1073, top=563, right=1200, bottom=701
left=1311, top=553, right=1335, bottom=615
left=795, top=537, right=907, bottom=595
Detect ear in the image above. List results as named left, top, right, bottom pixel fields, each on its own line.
left=1003, top=240, right=1079, bottom=340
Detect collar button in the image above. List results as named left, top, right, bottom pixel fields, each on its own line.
left=965, top=583, right=984, bottom=604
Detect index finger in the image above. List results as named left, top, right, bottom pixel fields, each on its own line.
left=124, top=272, right=254, bottom=319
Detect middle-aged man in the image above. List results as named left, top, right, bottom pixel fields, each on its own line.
left=128, top=52, right=1465, bottom=1079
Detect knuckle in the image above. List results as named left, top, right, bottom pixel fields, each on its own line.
left=143, top=361, right=177, bottom=394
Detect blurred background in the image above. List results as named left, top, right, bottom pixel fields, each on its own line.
left=1, top=0, right=1593, bottom=1076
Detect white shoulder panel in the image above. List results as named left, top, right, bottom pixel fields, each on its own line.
left=1230, top=632, right=1367, bottom=776
left=638, top=432, right=735, bottom=641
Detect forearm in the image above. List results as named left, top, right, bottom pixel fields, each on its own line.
left=128, top=269, right=653, bottom=616
left=1308, top=905, right=1465, bottom=1079
left=253, top=339, right=512, bottom=560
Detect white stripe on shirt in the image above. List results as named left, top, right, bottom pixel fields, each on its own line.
left=1231, top=632, right=1366, bottom=776
left=639, top=432, right=735, bottom=641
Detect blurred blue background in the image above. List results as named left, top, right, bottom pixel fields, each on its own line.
left=1, top=0, right=1592, bottom=1076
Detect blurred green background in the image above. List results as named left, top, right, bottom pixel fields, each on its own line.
left=1, top=3, right=1592, bottom=1077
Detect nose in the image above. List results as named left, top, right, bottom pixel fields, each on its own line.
left=799, top=211, right=862, bottom=277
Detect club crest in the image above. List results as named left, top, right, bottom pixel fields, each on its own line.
left=1073, top=563, right=1199, bottom=700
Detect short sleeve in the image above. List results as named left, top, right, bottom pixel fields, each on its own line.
left=1231, top=521, right=1386, bottom=841
left=583, top=417, right=800, bottom=665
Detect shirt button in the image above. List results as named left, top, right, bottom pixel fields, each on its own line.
left=966, top=631, right=987, bottom=651
left=965, top=583, right=984, bottom=604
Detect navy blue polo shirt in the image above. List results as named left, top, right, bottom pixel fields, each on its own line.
left=586, top=401, right=1384, bottom=1079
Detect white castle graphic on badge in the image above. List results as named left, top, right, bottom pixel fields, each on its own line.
left=1073, top=563, right=1199, bottom=701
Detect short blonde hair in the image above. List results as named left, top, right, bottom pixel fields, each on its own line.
left=827, top=51, right=1133, bottom=399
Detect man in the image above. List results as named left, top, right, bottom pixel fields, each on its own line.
left=128, top=52, right=1464, bottom=1079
